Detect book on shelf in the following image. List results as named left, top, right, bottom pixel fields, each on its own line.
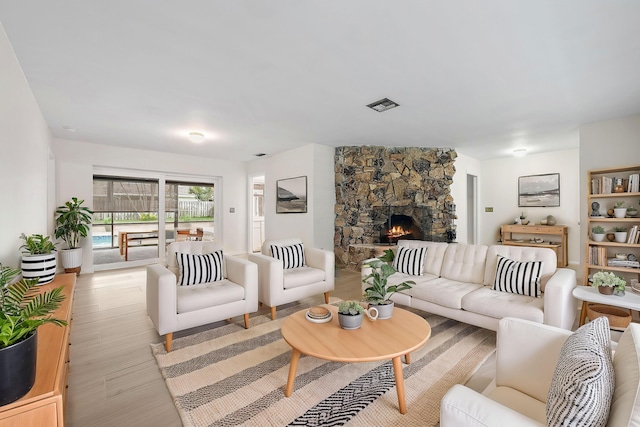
left=589, top=246, right=608, bottom=266
left=628, top=173, right=640, bottom=193
left=607, top=258, right=640, bottom=268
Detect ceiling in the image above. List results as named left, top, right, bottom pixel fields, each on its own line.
left=2, top=1, right=640, bottom=162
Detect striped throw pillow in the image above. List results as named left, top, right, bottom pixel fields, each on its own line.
left=176, top=250, right=224, bottom=286
left=546, top=317, right=614, bottom=427
left=492, top=255, right=543, bottom=297
left=270, top=243, right=305, bottom=269
left=393, top=246, right=426, bottom=276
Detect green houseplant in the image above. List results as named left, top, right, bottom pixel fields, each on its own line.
left=591, top=225, right=605, bottom=242
left=337, top=301, right=365, bottom=330
left=55, top=197, right=93, bottom=274
left=613, top=226, right=628, bottom=243
left=19, top=233, right=57, bottom=285
left=591, top=271, right=626, bottom=295
left=362, top=249, right=415, bottom=319
left=613, top=201, right=627, bottom=218
left=0, top=265, right=67, bottom=405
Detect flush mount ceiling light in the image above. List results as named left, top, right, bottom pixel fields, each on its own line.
left=367, top=98, right=400, bottom=112
left=63, top=126, right=76, bottom=132
left=513, top=148, right=527, bottom=157
left=188, top=132, right=205, bottom=143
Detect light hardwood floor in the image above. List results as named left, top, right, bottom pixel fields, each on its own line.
left=66, top=267, right=364, bottom=427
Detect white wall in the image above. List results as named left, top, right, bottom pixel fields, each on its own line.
left=52, top=139, right=248, bottom=272
left=450, top=152, right=482, bottom=245
left=479, top=149, right=581, bottom=265
left=579, top=114, right=640, bottom=280
left=247, top=143, right=335, bottom=250
left=0, top=24, right=54, bottom=267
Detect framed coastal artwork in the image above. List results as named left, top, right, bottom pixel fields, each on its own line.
left=276, top=176, right=307, bottom=213
left=518, top=173, right=560, bottom=207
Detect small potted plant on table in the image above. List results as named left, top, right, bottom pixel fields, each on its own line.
left=0, top=265, right=67, bottom=405
left=337, top=301, right=365, bottom=330
left=362, top=249, right=415, bottom=319
left=591, top=271, right=626, bottom=295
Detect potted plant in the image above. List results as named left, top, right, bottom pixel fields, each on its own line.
left=55, top=197, right=93, bottom=274
left=591, top=271, right=626, bottom=295
left=337, top=301, right=365, bottom=330
left=627, top=205, right=638, bottom=217
left=613, top=201, right=627, bottom=218
left=19, top=233, right=57, bottom=285
left=0, top=265, right=67, bottom=405
left=362, top=249, right=415, bottom=319
left=591, top=225, right=605, bottom=242
left=613, top=226, right=628, bottom=243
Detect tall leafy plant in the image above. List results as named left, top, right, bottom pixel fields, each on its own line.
left=0, top=266, right=67, bottom=348
left=54, top=197, right=93, bottom=249
left=362, top=249, right=415, bottom=304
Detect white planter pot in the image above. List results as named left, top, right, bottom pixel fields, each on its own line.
left=614, top=232, right=628, bottom=243
left=59, top=248, right=83, bottom=274
left=614, top=208, right=627, bottom=218
left=370, top=301, right=394, bottom=319
left=592, top=233, right=605, bottom=242
left=21, top=252, right=57, bottom=285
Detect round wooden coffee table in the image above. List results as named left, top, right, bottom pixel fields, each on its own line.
left=280, top=304, right=431, bottom=414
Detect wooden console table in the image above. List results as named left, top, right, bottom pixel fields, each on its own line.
left=501, top=224, right=568, bottom=267
left=0, top=273, right=76, bottom=426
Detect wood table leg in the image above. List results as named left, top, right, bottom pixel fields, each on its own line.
left=285, top=349, right=301, bottom=397
left=392, top=356, right=407, bottom=414
left=579, top=300, right=588, bottom=326
left=404, top=353, right=411, bottom=364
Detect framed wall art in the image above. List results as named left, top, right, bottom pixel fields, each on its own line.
left=518, top=173, right=560, bottom=207
left=276, top=176, right=307, bottom=213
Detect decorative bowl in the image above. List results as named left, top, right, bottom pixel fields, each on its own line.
left=615, top=253, right=627, bottom=260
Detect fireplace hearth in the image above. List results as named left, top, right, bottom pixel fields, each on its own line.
left=374, top=206, right=431, bottom=245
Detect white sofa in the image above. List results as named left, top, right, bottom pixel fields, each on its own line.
left=440, top=317, right=640, bottom=426
left=146, top=241, right=258, bottom=351
left=248, top=238, right=334, bottom=320
left=361, top=240, right=577, bottom=331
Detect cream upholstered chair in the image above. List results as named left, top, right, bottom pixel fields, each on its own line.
left=248, top=238, right=334, bottom=320
left=146, top=241, right=258, bottom=351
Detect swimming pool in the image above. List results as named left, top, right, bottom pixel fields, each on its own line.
left=92, top=235, right=114, bottom=248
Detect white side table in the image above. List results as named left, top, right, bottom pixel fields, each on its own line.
left=573, top=286, right=640, bottom=326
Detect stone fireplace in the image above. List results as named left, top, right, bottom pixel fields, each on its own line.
left=334, top=146, right=457, bottom=270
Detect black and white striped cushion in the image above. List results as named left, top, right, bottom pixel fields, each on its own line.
left=392, top=246, right=426, bottom=276
left=176, top=250, right=224, bottom=286
left=270, top=243, right=305, bottom=269
left=492, top=255, right=543, bottom=297
left=546, top=316, right=614, bottom=427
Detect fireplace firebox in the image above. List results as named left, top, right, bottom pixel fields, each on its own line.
left=373, top=206, right=432, bottom=245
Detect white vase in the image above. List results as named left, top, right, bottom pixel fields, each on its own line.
left=592, top=233, right=605, bottom=242
left=60, top=247, right=83, bottom=274
left=614, top=208, right=627, bottom=218
left=20, top=252, right=57, bottom=285
left=614, top=232, right=628, bottom=243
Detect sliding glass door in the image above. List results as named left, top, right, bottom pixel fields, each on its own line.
left=165, top=181, right=215, bottom=243
left=93, top=177, right=160, bottom=265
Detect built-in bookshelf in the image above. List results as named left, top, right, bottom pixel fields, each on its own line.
left=586, top=165, right=640, bottom=287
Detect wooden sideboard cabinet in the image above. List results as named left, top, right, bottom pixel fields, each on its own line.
left=501, top=224, right=568, bottom=267
left=0, top=273, right=76, bottom=426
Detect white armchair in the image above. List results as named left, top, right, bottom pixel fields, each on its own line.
left=440, top=317, right=640, bottom=426
left=248, top=238, right=334, bottom=320
left=146, top=241, right=258, bottom=351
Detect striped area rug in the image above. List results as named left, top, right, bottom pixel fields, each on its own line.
left=151, top=304, right=496, bottom=427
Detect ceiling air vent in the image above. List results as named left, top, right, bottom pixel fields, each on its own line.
left=367, top=98, right=399, bottom=112
left=254, top=153, right=267, bottom=157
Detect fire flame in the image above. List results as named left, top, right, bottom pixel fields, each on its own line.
left=386, top=226, right=411, bottom=238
